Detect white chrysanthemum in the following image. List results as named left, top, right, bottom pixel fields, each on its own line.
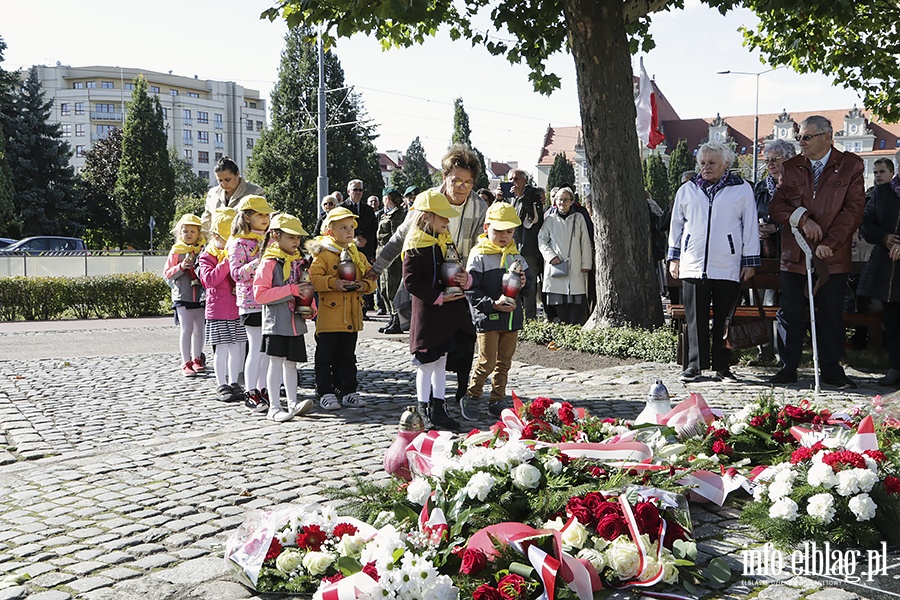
left=406, top=478, right=432, bottom=505
left=359, top=524, right=405, bottom=572
left=464, top=471, right=495, bottom=502
left=768, top=497, right=799, bottom=521
left=806, top=493, right=836, bottom=524
left=848, top=493, right=877, bottom=522
left=807, top=462, right=838, bottom=488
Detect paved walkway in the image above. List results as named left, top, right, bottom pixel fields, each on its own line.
left=0, top=317, right=896, bottom=599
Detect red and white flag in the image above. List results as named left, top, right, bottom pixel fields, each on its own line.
left=635, top=57, right=665, bottom=149
left=846, top=415, right=879, bottom=452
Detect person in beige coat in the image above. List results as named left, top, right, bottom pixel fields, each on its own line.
left=538, top=187, right=592, bottom=324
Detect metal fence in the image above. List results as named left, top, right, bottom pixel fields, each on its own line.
left=0, top=251, right=168, bottom=278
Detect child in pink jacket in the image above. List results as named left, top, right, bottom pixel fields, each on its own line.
left=198, top=208, right=246, bottom=403
left=163, top=213, right=206, bottom=377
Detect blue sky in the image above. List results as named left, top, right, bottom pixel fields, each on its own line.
left=3, top=0, right=861, bottom=173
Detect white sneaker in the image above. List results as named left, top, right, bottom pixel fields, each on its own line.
left=319, top=393, right=341, bottom=411
left=268, top=409, right=293, bottom=423
left=342, top=392, right=367, bottom=408
left=289, top=399, right=314, bottom=417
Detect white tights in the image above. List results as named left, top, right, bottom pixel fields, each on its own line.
left=244, top=324, right=270, bottom=392
left=175, top=306, right=204, bottom=364
left=267, top=356, right=298, bottom=413
left=416, top=354, right=447, bottom=404
left=214, top=342, right=244, bottom=386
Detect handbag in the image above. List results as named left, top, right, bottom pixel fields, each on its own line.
left=549, top=260, right=568, bottom=277
left=723, top=278, right=771, bottom=350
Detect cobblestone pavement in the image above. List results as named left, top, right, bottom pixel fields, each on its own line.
left=0, top=320, right=897, bottom=599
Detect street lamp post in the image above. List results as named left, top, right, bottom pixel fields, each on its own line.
left=716, top=67, right=777, bottom=183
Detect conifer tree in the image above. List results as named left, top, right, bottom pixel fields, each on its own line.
left=114, top=75, right=175, bottom=249
left=546, top=151, right=576, bottom=191
left=79, top=127, right=123, bottom=248
left=0, top=37, right=17, bottom=236
left=642, top=153, right=669, bottom=209
left=450, top=98, right=489, bottom=190
left=667, top=140, right=695, bottom=202
left=389, top=137, right=432, bottom=193
left=170, top=148, right=209, bottom=200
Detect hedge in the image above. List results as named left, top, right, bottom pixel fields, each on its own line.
left=519, top=318, right=678, bottom=364
left=0, top=272, right=170, bottom=321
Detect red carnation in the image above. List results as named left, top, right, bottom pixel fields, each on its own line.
left=296, top=524, right=327, bottom=551
left=712, top=439, right=733, bottom=456
left=459, top=547, right=488, bottom=575
left=498, top=573, right=528, bottom=600
left=473, top=585, right=503, bottom=600
left=521, top=424, right=538, bottom=440
left=884, top=476, right=900, bottom=495
left=566, top=497, right=593, bottom=526
left=529, top=397, right=552, bottom=418
left=864, top=450, right=886, bottom=463
left=822, top=450, right=867, bottom=470
left=559, top=403, right=576, bottom=426
left=791, top=447, right=814, bottom=464
left=264, top=538, right=282, bottom=561
left=332, top=522, right=359, bottom=539
left=323, top=572, right=345, bottom=584
left=596, top=514, right=626, bottom=541
left=783, top=405, right=809, bottom=420
left=634, top=501, right=662, bottom=539
left=362, top=561, right=380, bottom=581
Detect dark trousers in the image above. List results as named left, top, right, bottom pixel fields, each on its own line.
left=882, top=300, right=900, bottom=370
left=682, top=278, right=740, bottom=372
left=521, top=254, right=541, bottom=320
left=314, top=332, right=358, bottom=397
left=776, top=271, right=847, bottom=378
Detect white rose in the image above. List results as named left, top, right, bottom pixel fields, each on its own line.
left=275, top=549, right=304, bottom=574
left=659, top=552, right=680, bottom=584
left=848, top=493, right=877, bottom=522
left=302, top=550, right=335, bottom=575
left=577, top=547, right=606, bottom=572
left=768, top=497, right=799, bottom=521
left=543, top=455, right=563, bottom=476
left=807, top=462, right=838, bottom=488
left=543, top=517, right=565, bottom=531
left=464, top=471, right=496, bottom=501
left=406, top=478, right=432, bottom=505
left=561, top=519, right=589, bottom=551
left=729, top=422, right=748, bottom=435
left=806, top=493, right=836, bottom=524
left=336, top=533, right=367, bottom=557
left=606, top=537, right=641, bottom=580
left=511, top=463, right=542, bottom=489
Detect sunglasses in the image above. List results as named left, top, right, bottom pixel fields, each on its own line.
left=350, top=188, right=363, bottom=192
left=323, top=203, right=334, bottom=208
left=795, top=132, right=827, bottom=142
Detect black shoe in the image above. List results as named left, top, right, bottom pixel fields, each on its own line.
left=459, top=395, right=480, bottom=421
left=418, top=402, right=432, bottom=428
left=430, top=398, right=461, bottom=431
left=216, top=384, right=236, bottom=402
left=380, top=315, right=402, bottom=334
left=229, top=383, right=245, bottom=402
left=822, top=374, right=858, bottom=390
left=768, top=368, right=798, bottom=384
left=714, top=369, right=738, bottom=382
left=488, top=402, right=504, bottom=418
left=877, top=369, right=900, bottom=387
left=680, top=367, right=700, bottom=382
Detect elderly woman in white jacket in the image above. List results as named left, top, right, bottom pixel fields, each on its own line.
left=538, top=187, right=593, bottom=324
left=668, top=141, right=760, bottom=383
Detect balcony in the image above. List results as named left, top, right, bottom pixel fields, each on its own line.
left=90, top=111, right=123, bottom=122
left=183, top=118, right=193, bottom=127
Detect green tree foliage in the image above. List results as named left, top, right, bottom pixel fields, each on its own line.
left=247, top=28, right=381, bottom=230
left=170, top=148, right=209, bottom=200
left=3, top=67, right=82, bottom=238
left=79, top=127, right=123, bottom=248
left=666, top=140, right=695, bottom=202
left=114, top=75, right=174, bottom=249
left=389, top=137, right=433, bottom=193
left=642, top=153, right=669, bottom=209
left=450, top=98, right=489, bottom=190
left=0, top=37, right=17, bottom=236
left=546, top=151, right=576, bottom=190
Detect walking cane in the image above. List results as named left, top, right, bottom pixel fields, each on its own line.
left=792, top=226, right=821, bottom=393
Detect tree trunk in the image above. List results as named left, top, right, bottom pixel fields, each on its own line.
left=563, top=0, right=663, bottom=329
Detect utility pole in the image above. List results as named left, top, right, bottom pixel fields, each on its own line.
left=316, top=27, right=328, bottom=203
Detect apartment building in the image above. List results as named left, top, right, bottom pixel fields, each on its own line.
left=35, top=64, right=267, bottom=186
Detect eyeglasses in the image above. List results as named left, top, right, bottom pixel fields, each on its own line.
left=449, top=178, right=474, bottom=188
left=322, top=203, right=334, bottom=208
left=795, top=132, right=828, bottom=142
left=350, top=188, right=363, bottom=192
left=763, top=157, right=784, bottom=164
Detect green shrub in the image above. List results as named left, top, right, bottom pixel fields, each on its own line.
left=519, top=319, right=678, bottom=363
left=0, top=272, right=170, bottom=321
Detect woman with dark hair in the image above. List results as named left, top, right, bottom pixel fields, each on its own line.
left=201, top=157, right=265, bottom=232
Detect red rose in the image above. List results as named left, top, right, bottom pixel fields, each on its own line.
left=264, top=538, right=282, bottom=561
left=712, top=439, right=733, bottom=456
left=663, top=520, right=690, bottom=549
left=884, top=476, right=900, bottom=495
left=588, top=466, right=606, bottom=478
left=459, top=548, right=488, bottom=575
left=749, top=416, right=765, bottom=427
left=332, top=522, right=359, bottom=538
left=592, top=499, right=622, bottom=522
left=596, top=514, right=626, bottom=541
left=790, top=447, right=814, bottom=464
left=714, top=428, right=730, bottom=439
left=297, top=524, right=326, bottom=551
left=772, top=430, right=791, bottom=444
left=634, top=501, right=662, bottom=542
left=566, top=497, right=593, bottom=526
left=362, top=561, right=380, bottom=582
left=783, top=405, right=807, bottom=420
left=498, top=573, right=527, bottom=600
left=473, top=585, right=503, bottom=600
left=581, top=492, right=606, bottom=518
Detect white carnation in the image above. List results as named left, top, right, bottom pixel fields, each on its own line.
left=768, top=497, right=799, bottom=521
left=767, top=480, right=793, bottom=501
left=406, top=478, right=432, bottom=505
left=806, top=493, right=836, bottom=524
left=854, top=468, right=878, bottom=493
left=807, top=462, right=838, bottom=488
left=848, top=493, right=877, bottom=521
left=836, top=468, right=876, bottom=497
left=464, top=471, right=496, bottom=502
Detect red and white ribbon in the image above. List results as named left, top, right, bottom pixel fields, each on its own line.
left=404, top=430, right=454, bottom=477
left=312, top=571, right=378, bottom=600
left=418, top=497, right=448, bottom=541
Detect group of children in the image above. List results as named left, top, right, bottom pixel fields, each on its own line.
left=164, top=190, right=532, bottom=431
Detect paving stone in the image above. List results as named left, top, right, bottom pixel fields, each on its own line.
left=26, top=592, right=72, bottom=600
left=130, top=553, right=178, bottom=570
left=99, top=566, right=143, bottom=581
left=807, top=590, right=861, bottom=600
left=66, top=575, right=115, bottom=592
left=29, top=571, right=77, bottom=588
left=757, top=585, right=803, bottom=600
left=0, top=587, right=26, bottom=600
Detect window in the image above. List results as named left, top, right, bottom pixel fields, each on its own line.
left=150, top=85, right=160, bottom=93
left=61, top=124, right=72, bottom=137
left=197, top=111, right=208, bottom=124
left=896, top=139, right=900, bottom=148
left=184, top=149, right=192, bottom=161
left=74, top=102, right=84, bottom=115
left=198, top=151, right=209, bottom=164
left=256, top=120, right=263, bottom=132
left=170, top=89, right=178, bottom=96
left=95, top=103, right=115, bottom=113
left=183, top=130, right=193, bottom=146
left=198, top=131, right=208, bottom=144
left=96, top=125, right=115, bottom=138
left=73, top=82, right=84, bottom=89
left=86, top=81, right=97, bottom=88
left=214, top=132, right=224, bottom=148
left=880, top=140, right=886, bottom=149
left=183, top=109, right=192, bottom=126
left=188, top=92, right=199, bottom=98
left=161, top=107, right=167, bottom=119
left=246, top=138, right=254, bottom=149
left=102, top=81, right=114, bottom=89
left=215, top=152, right=223, bottom=161
left=75, top=124, right=85, bottom=137
left=214, top=113, right=223, bottom=129
left=246, top=118, right=253, bottom=131
left=76, top=145, right=86, bottom=158
left=125, top=82, right=133, bottom=91
left=249, top=101, right=257, bottom=109
left=60, top=103, right=70, bottom=116
left=199, top=170, right=209, bottom=180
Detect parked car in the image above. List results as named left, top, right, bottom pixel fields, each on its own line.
left=0, top=236, right=87, bottom=255
left=0, top=238, right=15, bottom=249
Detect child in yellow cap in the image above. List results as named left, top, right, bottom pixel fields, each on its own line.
left=460, top=202, right=532, bottom=420
left=163, top=213, right=207, bottom=376
left=307, top=207, right=377, bottom=411
left=252, top=213, right=316, bottom=422
left=401, top=190, right=475, bottom=431
left=227, top=195, right=275, bottom=413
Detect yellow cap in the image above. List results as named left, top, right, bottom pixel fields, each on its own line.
left=322, top=206, right=358, bottom=233
left=236, top=195, right=274, bottom=214
left=413, top=189, right=460, bottom=218
left=210, top=207, right=236, bottom=240
left=270, top=212, right=308, bottom=236
left=484, top=201, right=521, bottom=230
left=176, top=213, right=202, bottom=228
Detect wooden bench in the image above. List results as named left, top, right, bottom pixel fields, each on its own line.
left=665, top=259, right=883, bottom=368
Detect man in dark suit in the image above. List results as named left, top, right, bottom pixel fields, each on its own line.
left=768, top=115, right=866, bottom=388
left=508, top=169, right=544, bottom=319
left=343, top=179, right=379, bottom=317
